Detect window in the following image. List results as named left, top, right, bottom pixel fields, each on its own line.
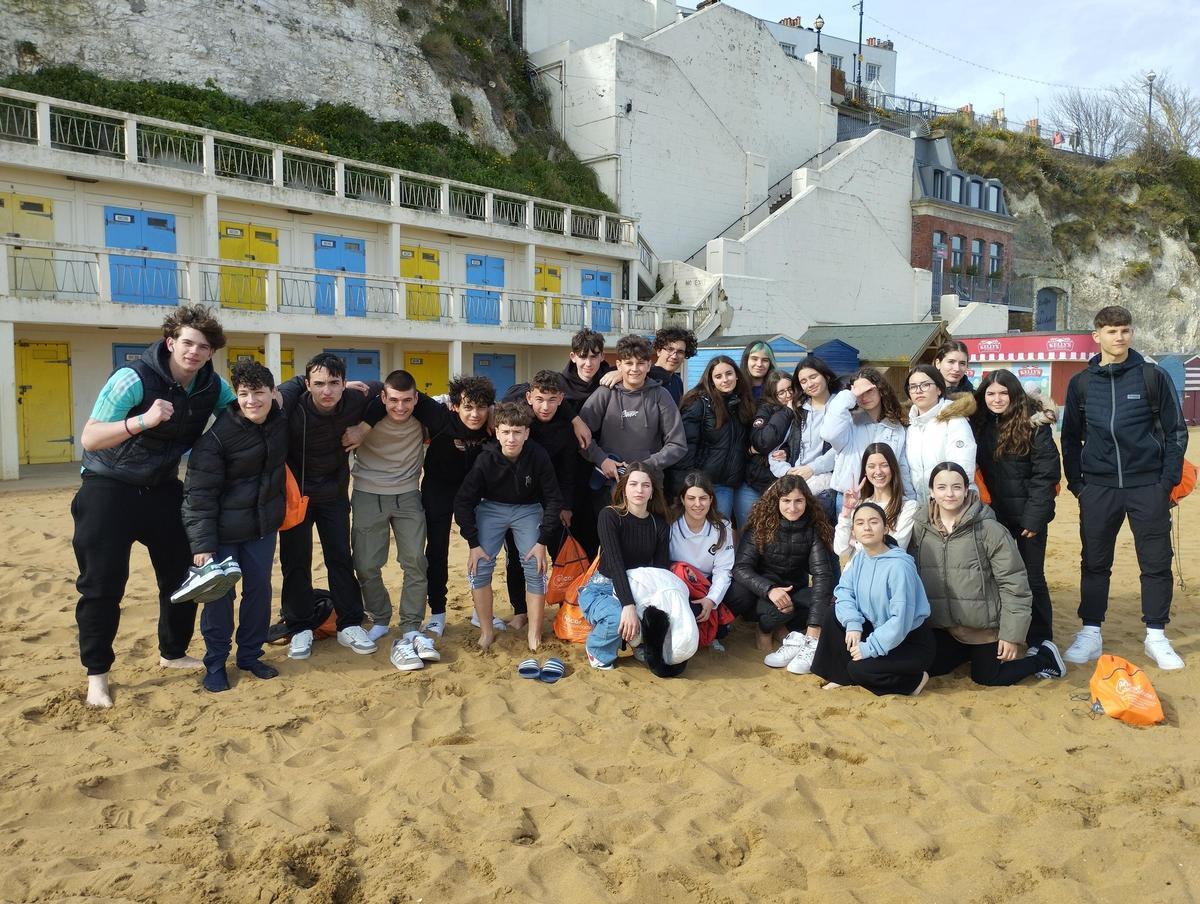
left=967, top=179, right=982, bottom=208
left=932, top=169, right=944, bottom=198
left=950, top=235, right=964, bottom=270
left=830, top=54, right=844, bottom=71
left=986, top=184, right=1001, bottom=212
left=970, top=239, right=984, bottom=273
left=932, top=230, right=946, bottom=266
left=866, top=62, right=881, bottom=82
left=780, top=42, right=797, bottom=58
left=989, top=243, right=1003, bottom=276
left=949, top=174, right=963, bottom=204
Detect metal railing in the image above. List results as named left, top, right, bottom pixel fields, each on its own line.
left=2, top=237, right=692, bottom=332
left=0, top=86, right=638, bottom=244
left=0, top=98, right=36, bottom=143
left=943, top=272, right=1010, bottom=306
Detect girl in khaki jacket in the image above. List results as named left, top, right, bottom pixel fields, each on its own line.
left=908, top=462, right=1066, bottom=686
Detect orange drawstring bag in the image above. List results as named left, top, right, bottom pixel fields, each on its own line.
left=553, top=552, right=601, bottom=643
left=1089, top=654, right=1165, bottom=726
left=545, top=532, right=589, bottom=606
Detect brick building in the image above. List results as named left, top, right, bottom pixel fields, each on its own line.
left=910, top=134, right=1017, bottom=326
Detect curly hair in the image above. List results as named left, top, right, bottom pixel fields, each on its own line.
left=852, top=367, right=907, bottom=426
left=448, top=374, right=495, bottom=408
left=162, top=304, right=226, bottom=350
left=744, top=474, right=833, bottom=551
left=614, top=334, right=654, bottom=362
left=528, top=369, right=566, bottom=395
left=653, top=326, right=697, bottom=358
left=230, top=359, right=273, bottom=391
left=972, top=369, right=1035, bottom=458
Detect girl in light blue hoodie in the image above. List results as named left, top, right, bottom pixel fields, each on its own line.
left=811, top=502, right=935, bottom=696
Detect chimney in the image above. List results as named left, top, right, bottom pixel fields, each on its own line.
left=779, top=15, right=803, bottom=27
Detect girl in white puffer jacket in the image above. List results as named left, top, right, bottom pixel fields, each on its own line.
left=903, top=364, right=976, bottom=504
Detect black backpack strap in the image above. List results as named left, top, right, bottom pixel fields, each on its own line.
left=1142, top=362, right=1162, bottom=421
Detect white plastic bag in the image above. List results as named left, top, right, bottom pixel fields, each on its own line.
left=626, top=567, right=699, bottom=665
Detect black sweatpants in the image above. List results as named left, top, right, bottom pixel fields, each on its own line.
left=72, top=475, right=196, bottom=675
left=505, top=528, right=565, bottom=616
left=279, top=495, right=364, bottom=632
left=811, top=607, right=935, bottom=696
left=1077, top=483, right=1173, bottom=627
left=424, top=506, right=453, bottom=616
left=929, top=628, right=1046, bottom=686
left=723, top=581, right=819, bottom=635
left=1010, top=526, right=1053, bottom=645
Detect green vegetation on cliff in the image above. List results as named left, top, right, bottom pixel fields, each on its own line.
left=3, top=31, right=615, bottom=211
left=935, top=116, right=1200, bottom=260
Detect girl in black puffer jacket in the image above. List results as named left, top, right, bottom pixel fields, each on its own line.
left=971, top=369, right=1061, bottom=645
left=182, top=361, right=289, bottom=692
left=726, top=475, right=834, bottom=673
left=669, top=355, right=753, bottom=516
left=744, top=370, right=796, bottom=501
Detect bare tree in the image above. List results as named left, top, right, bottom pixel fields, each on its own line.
left=1113, top=70, right=1200, bottom=155
left=1048, top=87, right=1132, bottom=157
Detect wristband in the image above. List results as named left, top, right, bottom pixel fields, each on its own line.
left=124, top=418, right=134, bottom=436
left=138, top=415, right=146, bottom=431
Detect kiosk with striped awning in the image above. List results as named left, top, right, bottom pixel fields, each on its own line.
left=959, top=331, right=1099, bottom=407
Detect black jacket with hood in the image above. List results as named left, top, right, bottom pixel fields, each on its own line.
left=974, top=402, right=1060, bottom=535
left=732, top=515, right=833, bottom=627
left=453, top=441, right=563, bottom=548
left=670, top=392, right=749, bottom=490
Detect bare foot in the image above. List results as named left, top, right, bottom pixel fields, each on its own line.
left=508, top=614, right=528, bottom=630
left=159, top=655, right=204, bottom=670
left=756, top=632, right=774, bottom=652
left=86, top=674, right=113, bottom=708
left=478, top=627, right=495, bottom=651
left=821, top=681, right=845, bottom=691
left=910, top=671, right=930, bottom=697
left=527, top=628, right=541, bottom=654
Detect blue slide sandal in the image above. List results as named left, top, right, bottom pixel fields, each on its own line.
left=539, top=657, right=565, bottom=684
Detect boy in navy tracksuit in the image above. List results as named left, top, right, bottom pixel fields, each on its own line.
left=1060, top=305, right=1188, bottom=670
left=182, top=360, right=289, bottom=692
left=454, top=402, right=563, bottom=653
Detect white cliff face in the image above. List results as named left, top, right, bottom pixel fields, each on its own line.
left=1008, top=191, right=1200, bottom=351
left=1, top=0, right=515, bottom=152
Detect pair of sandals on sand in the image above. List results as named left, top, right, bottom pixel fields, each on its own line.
left=517, top=657, right=565, bottom=683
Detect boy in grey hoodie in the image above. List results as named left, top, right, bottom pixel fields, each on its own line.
left=579, top=335, right=686, bottom=505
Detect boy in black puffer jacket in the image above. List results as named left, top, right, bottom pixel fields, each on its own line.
left=182, top=360, right=289, bottom=692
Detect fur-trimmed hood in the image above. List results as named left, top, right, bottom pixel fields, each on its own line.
left=910, top=393, right=976, bottom=427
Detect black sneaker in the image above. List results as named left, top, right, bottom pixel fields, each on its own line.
left=1035, top=639, right=1067, bottom=679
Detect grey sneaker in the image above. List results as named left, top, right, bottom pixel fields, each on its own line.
left=171, top=559, right=233, bottom=604
left=412, top=633, right=441, bottom=662
left=337, top=625, right=377, bottom=654
left=288, top=629, right=314, bottom=660
left=389, top=639, right=424, bottom=671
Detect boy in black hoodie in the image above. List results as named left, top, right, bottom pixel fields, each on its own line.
left=454, top=403, right=563, bottom=652
left=181, top=360, right=289, bottom=693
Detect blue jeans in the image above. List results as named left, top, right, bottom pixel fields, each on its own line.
left=466, top=500, right=546, bottom=594
left=712, top=484, right=735, bottom=522
left=578, top=574, right=622, bottom=665
left=201, top=534, right=275, bottom=672
left=734, top=484, right=760, bottom=527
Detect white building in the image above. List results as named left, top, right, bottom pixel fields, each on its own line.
left=762, top=20, right=897, bottom=97
left=527, top=1, right=929, bottom=339
left=0, top=87, right=724, bottom=480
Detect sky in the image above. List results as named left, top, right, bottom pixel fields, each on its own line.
left=721, top=0, right=1200, bottom=128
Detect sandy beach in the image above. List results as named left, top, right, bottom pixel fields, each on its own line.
left=1, top=460, right=1198, bottom=903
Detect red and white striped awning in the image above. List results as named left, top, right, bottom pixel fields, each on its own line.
left=959, top=333, right=1098, bottom=363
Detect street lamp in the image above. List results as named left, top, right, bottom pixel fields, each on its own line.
left=1146, top=70, right=1156, bottom=130
left=814, top=14, right=824, bottom=53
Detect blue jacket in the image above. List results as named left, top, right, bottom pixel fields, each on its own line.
left=1061, top=350, right=1187, bottom=493
left=833, top=545, right=930, bottom=659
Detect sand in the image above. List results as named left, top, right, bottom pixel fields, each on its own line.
left=1, top=464, right=1198, bottom=904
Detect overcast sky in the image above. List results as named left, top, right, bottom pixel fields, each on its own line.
left=721, top=0, right=1198, bottom=127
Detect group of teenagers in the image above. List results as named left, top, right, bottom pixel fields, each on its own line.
left=71, top=302, right=1188, bottom=707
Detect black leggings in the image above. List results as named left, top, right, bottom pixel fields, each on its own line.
left=424, top=507, right=453, bottom=616
left=929, top=628, right=1046, bottom=686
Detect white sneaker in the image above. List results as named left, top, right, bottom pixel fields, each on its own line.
left=1063, top=629, right=1103, bottom=664
left=389, top=639, right=424, bottom=671
left=423, top=613, right=446, bottom=637
left=337, top=625, right=378, bottom=654
left=1145, top=635, right=1185, bottom=670
left=366, top=624, right=390, bottom=643
left=786, top=636, right=819, bottom=675
left=288, top=629, right=313, bottom=660
left=411, top=633, right=441, bottom=662
left=764, top=631, right=808, bottom=668
left=470, top=612, right=507, bottom=631
left=587, top=651, right=614, bottom=670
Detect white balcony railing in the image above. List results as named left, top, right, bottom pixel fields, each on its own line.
left=0, top=86, right=637, bottom=247
left=1, top=237, right=694, bottom=334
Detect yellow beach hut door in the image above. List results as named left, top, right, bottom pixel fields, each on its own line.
left=1, top=193, right=55, bottom=293
left=403, top=351, right=448, bottom=396
left=400, top=244, right=441, bottom=321
left=535, top=263, right=561, bottom=328
left=218, top=221, right=279, bottom=310
left=16, top=341, right=73, bottom=464
left=227, top=345, right=295, bottom=382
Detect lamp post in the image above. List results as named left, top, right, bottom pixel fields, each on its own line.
left=1146, top=70, right=1156, bottom=135
left=814, top=14, right=824, bottom=53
